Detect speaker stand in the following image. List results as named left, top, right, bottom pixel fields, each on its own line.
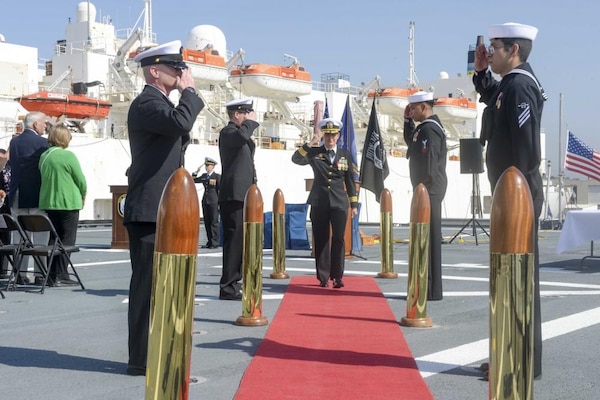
left=448, top=174, right=489, bottom=245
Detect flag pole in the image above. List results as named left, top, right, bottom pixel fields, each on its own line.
left=558, top=93, right=564, bottom=226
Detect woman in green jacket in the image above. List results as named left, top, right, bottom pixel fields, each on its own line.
left=39, top=124, right=87, bottom=285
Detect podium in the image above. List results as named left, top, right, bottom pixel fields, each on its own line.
left=110, top=185, right=129, bottom=249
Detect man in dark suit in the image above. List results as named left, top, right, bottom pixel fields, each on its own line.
left=124, top=40, right=204, bottom=376
left=8, top=111, right=49, bottom=284
left=218, top=98, right=259, bottom=300
left=193, top=157, right=220, bottom=249
left=292, top=118, right=358, bottom=289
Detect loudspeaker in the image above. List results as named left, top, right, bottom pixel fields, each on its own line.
left=459, top=138, right=484, bottom=174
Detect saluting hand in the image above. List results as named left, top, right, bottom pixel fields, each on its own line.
left=474, top=43, right=489, bottom=72
left=308, top=135, right=320, bottom=147
left=176, top=68, right=196, bottom=92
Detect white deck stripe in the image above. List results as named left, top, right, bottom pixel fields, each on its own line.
left=417, top=307, right=600, bottom=378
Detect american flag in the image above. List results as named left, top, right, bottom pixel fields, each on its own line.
left=564, top=131, right=600, bottom=181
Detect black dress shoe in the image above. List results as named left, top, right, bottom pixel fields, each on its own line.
left=319, top=280, right=328, bottom=287
left=209, top=245, right=219, bottom=249
left=219, top=292, right=242, bottom=300
left=126, top=366, right=146, bottom=376
left=333, top=279, right=344, bottom=289
left=201, top=244, right=210, bottom=248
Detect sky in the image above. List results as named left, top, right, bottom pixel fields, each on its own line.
left=1, top=0, right=598, bottom=179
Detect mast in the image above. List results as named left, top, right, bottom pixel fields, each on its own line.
left=143, top=0, right=153, bottom=44
left=408, top=21, right=418, bottom=88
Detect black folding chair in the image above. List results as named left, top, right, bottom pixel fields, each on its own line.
left=13, top=214, right=84, bottom=294
left=1, top=213, right=33, bottom=293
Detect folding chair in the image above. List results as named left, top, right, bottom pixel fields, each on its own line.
left=0, top=213, right=14, bottom=298
left=13, top=214, right=84, bottom=294
left=0, top=213, right=32, bottom=293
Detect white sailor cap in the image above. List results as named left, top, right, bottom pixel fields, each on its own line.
left=407, top=91, right=434, bottom=104
left=318, top=118, right=343, bottom=134
left=225, top=98, right=254, bottom=112
left=488, top=22, right=538, bottom=41
left=133, top=40, right=188, bottom=69
left=204, top=157, right=217, bottom=166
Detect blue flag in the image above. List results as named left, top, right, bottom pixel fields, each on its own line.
left=323, top=96, right=329, bottom=119
left=338, top=95, right=359, bottom=182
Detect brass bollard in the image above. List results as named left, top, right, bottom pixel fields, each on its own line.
left=377, top=188, right=397, bottom=279
left=236, top=184, right=269, bottom=327
left=400, top=183, right=432, bottom=328
left=270, top=188, right=289, bottom=279
left=489, top=166, right=534, bottom=400
left=145, top=167, right=199, bottom=400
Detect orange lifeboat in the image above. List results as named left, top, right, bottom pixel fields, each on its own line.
left=434, top=96, right=477, bottom=121
left=368, top=87, right=421, bottom=115
left=16, top=91, right=111, bottom=120
left=182, top=48, right=229, bottom=84
left=127, top=47, right=229, bottom=85
left=229, top=62, right=312, bottom=99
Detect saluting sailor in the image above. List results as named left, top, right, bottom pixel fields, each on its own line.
left=218, top=98, right=259, bottom=300
left=124, top=40, right=204, bottom=376
left=292, top=118, right=358, bottom=289
left=473, top=22, right=545, bottom=380
left=193, top=157, right=221, bottom=249
left=403, top=90, right=448, bottom=302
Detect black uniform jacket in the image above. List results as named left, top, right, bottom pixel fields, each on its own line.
left=218, top=120, right=260, bottom=203
left=124, top=85, right=204, bottom=223
left=194, top=172, right=220, bottom=205
left=292, top=144, right=358, bottom=210
left=473, top=62, right=545, bottom=204
left=403, top=115, right=448, bottom=197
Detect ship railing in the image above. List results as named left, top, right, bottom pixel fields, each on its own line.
left=311, top=81, right=362, bottom=96
left=115, top=28, right=156, bottom=44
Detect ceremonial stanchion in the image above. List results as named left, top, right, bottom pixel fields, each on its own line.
left=145, top=167, right=199, bottom=400
left=236, top=184, right=269, bottom=327
left=377, top=188, right=397, bottom=279
left=489, top=166, right=534, bottom=400
left=400, top=184, right=432, bottom=328
left=270, top=188, right=289, bottom=279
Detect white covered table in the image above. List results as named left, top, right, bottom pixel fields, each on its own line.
left=556, top=209, right=600, bottom=267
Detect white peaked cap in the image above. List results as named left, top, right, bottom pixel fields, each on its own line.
left=225, top=98, right=254, bottom=111
left=132, top=40, right=187, bottom=68
left=318, top=118, right=343, bottom=133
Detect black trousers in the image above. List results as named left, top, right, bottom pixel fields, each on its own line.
left=202, top=200, right=219, bottom=247
left=428, top=194, right=443, bottom=301
left=219, top=201, right=243, bottom=297
left=125, top=221, right=156, bottom=370
left=310, top=205, right=347, bottom=283
left=46, top=210, right=79, bottom=279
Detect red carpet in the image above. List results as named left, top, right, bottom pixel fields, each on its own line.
left=234, top=276, right=434, bottom=400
